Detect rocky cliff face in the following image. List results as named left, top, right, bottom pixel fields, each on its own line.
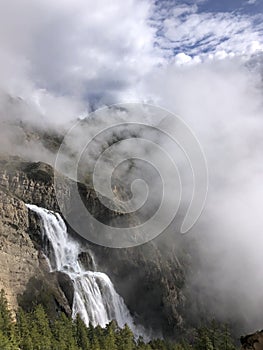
left=0, top=187, right=38, bottom=310
left=0, top=155, right=186, bottom=337
left=0, top=185, right=73, bottom=318
left=241, top=330, right=263, bottom=350
left=90, top=242, right=186, bottom=336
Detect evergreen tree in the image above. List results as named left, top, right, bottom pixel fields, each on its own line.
left=0, top=289, right=13, bottom=338
left=117, top=323, right=135, bottom=350
left=0, top=289, right=19, bottom=350
left=137, top=336, right=153, bottom=350
left=0, top=289, right=239, bottom=350
left=137, top=342, right=153, bottom=350
left=193, top=321, right=238, bottom=350
left=52, top=312, right=79, bottom=350
left=75, top=314, right=90, bottom=349
left=210, top=319, right=220, bottom=350
left=102, top=321, right=118, bottom=350
left=0, top=330, right=14, bottom=350
left=91, top=335, right=101, bottom=350
left=194, top=326, right=214, bottom=350
left=16, top=308, right=34, bottom=350
left=219, top=324, right=236, bottom=350
left=150, top=338, right=170, bottom=350
left=30, top=304, right=53, bottom=350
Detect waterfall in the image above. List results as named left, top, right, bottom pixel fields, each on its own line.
left=26, top=204, right=146, bottom=338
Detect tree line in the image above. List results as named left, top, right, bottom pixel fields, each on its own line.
left=0, top=289, right=238, bottom=350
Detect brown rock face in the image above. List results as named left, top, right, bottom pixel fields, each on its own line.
left=0, top=188, right=39, bottom=310
left=0, top=161, right=73, bottom=316
left=0, top=157, right=59, bottom=211
left=241, top=330, right=263, bottom=350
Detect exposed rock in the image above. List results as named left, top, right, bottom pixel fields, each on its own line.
left=241, top=330, right=263, bottom=350
left=0, top=156, right=124, bottom=221
left=0, top=184, right=73, bottom=317
left=78, top=251, right=96, bottom=270
left=18, top=271, right=72, bottom=319
left=0, top=157, right=59, bottom=211
left=0, top=155, right=186, bottom=336
left=86, top=241, right=185, bottom=336
left=56, top=272, right=74, bottom=308
left=0, top=188, right=39, bottom=310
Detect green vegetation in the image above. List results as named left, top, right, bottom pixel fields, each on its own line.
left=0, top=289, right=238, bottom=350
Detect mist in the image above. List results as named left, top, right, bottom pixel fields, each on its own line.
left=139, top=56, right=263, bottom=330
left=0, top=0, right=263, bottom=335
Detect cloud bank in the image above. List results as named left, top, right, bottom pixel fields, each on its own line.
left=140, top=57, right=263, bottom=330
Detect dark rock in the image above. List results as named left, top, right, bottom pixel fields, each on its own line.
left=241, top=330, right=263, bottom=350
left=78, top=251, right=97, bottom=270
left=56, top=271, right=74, bottom=308
left=18, top=272, right=72, bottom=319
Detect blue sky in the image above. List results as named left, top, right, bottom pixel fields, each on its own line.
left=153, top=0, right=263, bottom=62
left=198, top=0, right=263, bottom=14
left=155, top=0, right=263, bottom=14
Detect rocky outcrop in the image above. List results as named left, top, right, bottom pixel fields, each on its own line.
left=241, top=330, right=263, bottom=350
left=0, top=156, right=124, bottom=222
left=0, top=157, right=59, bottom=211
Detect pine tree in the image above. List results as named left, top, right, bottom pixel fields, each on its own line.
left=0, top=290, right=19, bottom=350
left=210, top=319, right=220, bottom=350
left=0, top=330, right=13, bottom=350
left=117, top=324, right=135, bottom=350
left=75, top=314, right=90, bottom=349
left=150, top=338, right=168, bottom=350
left=218, top=324, right=236, bottom=350
left=16, top=308, right=34, bottom=350
left=194, top=326, right=214, bottom=350
left=137, top=336, right=153, bottom=350
left=91, top=335, right=101, bottom=350
left=102, top=321, right=118, bottom=350
left=0, top=287, right=239, bottom=350
left=0, top=289, right=13, bottom=338
left=52, top=312, right=79, bottom=350
left=30, top=304, right=53, bottom=350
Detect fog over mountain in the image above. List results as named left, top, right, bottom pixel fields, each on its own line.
left=0, top=0, right=263, bottom=338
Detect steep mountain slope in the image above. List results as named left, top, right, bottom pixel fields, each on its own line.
left=0, top=155, right=186, bottom=337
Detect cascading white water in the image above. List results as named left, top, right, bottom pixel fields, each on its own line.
left=26, top=204, right=146, bottom=338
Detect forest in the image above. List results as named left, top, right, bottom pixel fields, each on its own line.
left=0, top=289, right=238, bottom=350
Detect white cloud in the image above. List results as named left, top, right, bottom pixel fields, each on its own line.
left=154, top=4, right=263, bottom=60
left=174, top=52, right=193, bottom=64
left=136, top=55, right=263, bottom=328
left=0, top=0, right=161, bottom=120
left=0, top=0, right=262, bottom=119
left=172, top=4, right=198, bottom=17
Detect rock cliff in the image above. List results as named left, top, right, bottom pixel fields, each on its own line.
left=0, top=155, right=186, bottom=337
left=0, top=187, right=38, bottom=311
left=241, top=330, right=263, bottom=350
left=0, top=185, right=73, bottom=318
